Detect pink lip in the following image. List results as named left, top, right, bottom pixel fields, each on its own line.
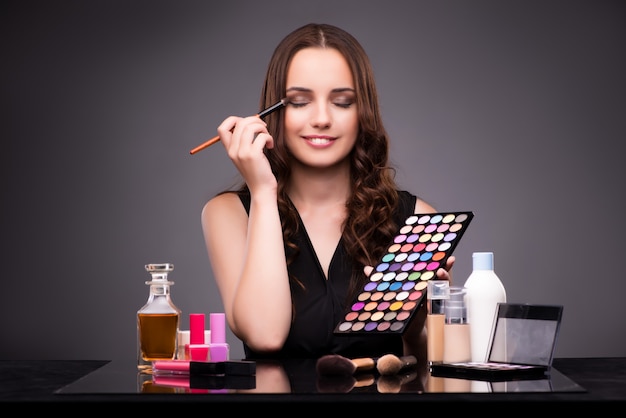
left=302, top=135, right=336, bottom=149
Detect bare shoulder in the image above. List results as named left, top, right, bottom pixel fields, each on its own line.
left=201, top=192, right=247, bottom=225
left=414, top=197, right=438, bottom=214
left=203, top=191, right=242, bottom=211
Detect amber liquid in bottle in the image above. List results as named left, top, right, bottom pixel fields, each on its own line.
left=137, top=263, right=181, bottom=373
left=137, top=313, right=179, bottom=361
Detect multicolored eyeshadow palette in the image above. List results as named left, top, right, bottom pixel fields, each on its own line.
left=334, top=211, right=474, bottom=335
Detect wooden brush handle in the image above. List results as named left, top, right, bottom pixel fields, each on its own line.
left=352, top=357, right=376, bottom=371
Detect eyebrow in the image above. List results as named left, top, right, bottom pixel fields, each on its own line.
left=286, top=86, right=356, bottom=94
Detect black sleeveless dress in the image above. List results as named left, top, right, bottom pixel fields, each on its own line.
left=237, top=190, right=417, bottom=359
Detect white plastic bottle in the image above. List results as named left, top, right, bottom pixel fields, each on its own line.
left=463, top=252, right=506, bottom=362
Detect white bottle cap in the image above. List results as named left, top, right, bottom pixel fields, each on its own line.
left=472, top=252, right=494, bottom=270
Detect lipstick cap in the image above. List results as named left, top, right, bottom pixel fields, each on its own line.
left=190, top=313, right=205, bottom=345
left=210, top=313, right=226, bottom=344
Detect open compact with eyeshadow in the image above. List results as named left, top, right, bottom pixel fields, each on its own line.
left=429, top=303, right=564, bottom=381
left=334, top=211, right=474, bottom=335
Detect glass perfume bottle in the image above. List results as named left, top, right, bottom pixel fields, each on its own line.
left=137, top=263, right=181, bottom=372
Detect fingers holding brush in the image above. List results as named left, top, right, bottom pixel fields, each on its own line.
left=217, top=115, right=277, bottom=191
left=190, top=98, right=286, bottom=155
left=218, top=116, right=270, bottom=155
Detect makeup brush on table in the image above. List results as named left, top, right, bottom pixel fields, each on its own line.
left=376, top=354, right=418, bottom=376
left=316, top=353, right=418, bottom=376
left=315, top=354, right=376, bottom=376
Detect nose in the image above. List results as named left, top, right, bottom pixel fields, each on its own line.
left=310, top=101, right=331, bottom=129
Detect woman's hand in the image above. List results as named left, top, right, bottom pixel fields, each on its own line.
left=436, top=255, right=455, bottom=284
left=217, top=115, right=277, bottom=193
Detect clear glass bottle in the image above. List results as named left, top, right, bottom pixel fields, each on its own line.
left=137, top=263, right=181, bottom=373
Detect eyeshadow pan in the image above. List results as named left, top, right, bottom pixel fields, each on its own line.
left=414, top=281, right=428, bottom=291
left=334, top=211, right=474, bottom=335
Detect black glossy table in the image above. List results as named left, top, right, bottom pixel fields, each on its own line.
left=1, top=357, right=625, bottom=406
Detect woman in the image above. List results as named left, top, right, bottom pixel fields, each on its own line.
left=201, top=23, right=454, bottom=360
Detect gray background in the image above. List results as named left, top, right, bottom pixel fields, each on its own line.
left=2, top=0, right=625, bottom=362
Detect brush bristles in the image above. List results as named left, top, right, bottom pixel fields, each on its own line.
left=376, top=354, right=418, bottom=375
left=316, top=355, right=376, bottom=376
left=316, top=354, right=356, bottom=376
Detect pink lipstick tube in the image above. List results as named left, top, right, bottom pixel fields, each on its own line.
left=209, top=312, right=229, bottom=362
left=188, top=313, right=210, bottom=361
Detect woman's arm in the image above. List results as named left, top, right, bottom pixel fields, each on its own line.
left=201, top=191, right=292, bottom=353
left=201, top=116, right=293, bottom=353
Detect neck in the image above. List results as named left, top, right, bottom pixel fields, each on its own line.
left=286, top=162, right=351, bottom=208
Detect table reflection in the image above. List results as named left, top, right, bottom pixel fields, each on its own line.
left=136, top=358, right=570, bottom=394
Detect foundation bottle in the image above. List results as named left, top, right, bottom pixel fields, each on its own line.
left=427, top=280, right=449, bottom=364
left=442, top=286, right=471, bottom=363
left=137, top=263, right=181, bottom=372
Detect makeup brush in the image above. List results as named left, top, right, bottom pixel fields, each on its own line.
left=315, top=354, right=376, bottom=376
left=189, top=98, right=288, bottom=155
left=376, top=354, right=418, bottom=376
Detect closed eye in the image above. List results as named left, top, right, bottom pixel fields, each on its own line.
left=287, top=99, right=309, bottom=108
left=333, top=98, right=354, bottom=108
left=285, top=97, right=355, bottom=109
left=285, top=88, right=356, bottom=109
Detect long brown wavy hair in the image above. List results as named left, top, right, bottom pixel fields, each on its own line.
left=236, top=23, right=400, bottom=299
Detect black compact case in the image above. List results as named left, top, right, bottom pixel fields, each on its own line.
left=430, top=303, right=564, bottom=381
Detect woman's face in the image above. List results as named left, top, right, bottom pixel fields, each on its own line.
left=283, top=47, right=359, bottom=169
